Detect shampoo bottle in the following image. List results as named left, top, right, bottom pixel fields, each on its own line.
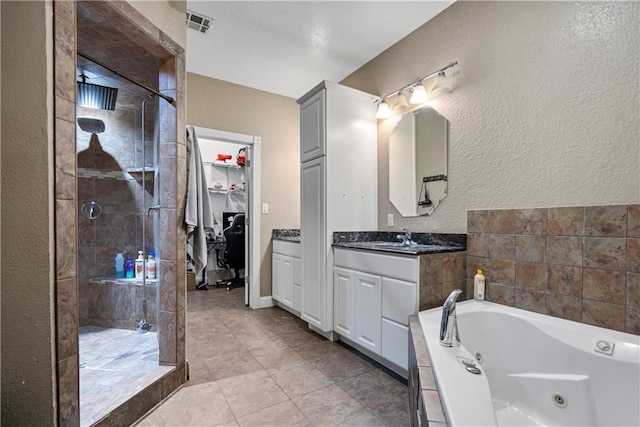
left=115, top=252, right=125, bottom=278
left=146, top=252, right=156, bottom=279
left=474, top=269, right=485, bottom=301
left=135, top=251, right=144, bottom=279
left=126, top=256, right=134, bottom=278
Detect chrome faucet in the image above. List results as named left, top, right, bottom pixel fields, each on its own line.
left=440, top=289, right=463, bottom=347
left=396, top=228, right=412, bottom=246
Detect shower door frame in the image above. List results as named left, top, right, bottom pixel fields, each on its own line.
left=191, top=126, right=262, bottom=308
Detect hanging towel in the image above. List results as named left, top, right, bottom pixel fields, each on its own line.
left=185, top=127, right=214, bottom=277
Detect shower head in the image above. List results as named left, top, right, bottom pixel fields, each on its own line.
left=77, top=117, right=105, bottom=134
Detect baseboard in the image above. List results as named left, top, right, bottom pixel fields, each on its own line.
left=257, top=296, right=275, bottom=308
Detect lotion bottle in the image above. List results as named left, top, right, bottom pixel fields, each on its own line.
left=146, top=252, right=156, bottom=279
left=135, top=251, right=144, bottom=279
left=474, top=269, right=485, bottom=301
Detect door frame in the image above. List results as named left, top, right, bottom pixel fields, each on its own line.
left=191, top=125, right=261, bottom=309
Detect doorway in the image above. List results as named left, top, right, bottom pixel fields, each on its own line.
left=191, top=126, right=261, bottom=308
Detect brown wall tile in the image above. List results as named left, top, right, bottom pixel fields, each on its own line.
left=468, top=210, right=490, bottom=233
left=627, top=238, right=640, bottom=272
left=515, top=209, right=547, bottom=236
left=489, top=210, right=516, bottom=234
left=467, top=233, right=489, bottom=257
left=583, top=237, right=626, bottom=270
left=545, top=294, right=581, bottom=322
left=627, top=272, right=640, bottom=308
left=515, top=262, right=546, bottom=291
left=582, top=299, right=625, bottom=331
left=626, top=306, right=640, bottom=334
left=489, top=259, right=515, bottom=286
left=547, top=236, right=583, bottom=267
left=585, top=205, right=627, bottom=237
left=628, top=205, right=640, bottom=238
left=515, top=289, right=545, bottom=314
left=489, top=234, right=516, bottom=260
left=547, top=207, right=584, bottom=236
left=487, top=283, right=515, bottom=306
left=547, top=265, right=582, bottom=297
left=515, top=235, right=546, bottom=263
left=583, top=268, right=625, bottom=304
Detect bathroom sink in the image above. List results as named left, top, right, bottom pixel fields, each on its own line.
left=370, top=242, right=413, bottom=249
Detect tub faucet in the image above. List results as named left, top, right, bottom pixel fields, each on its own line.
left=397, top=228, right=412, bottom=246
left=440, top=289, right=463, bottom=347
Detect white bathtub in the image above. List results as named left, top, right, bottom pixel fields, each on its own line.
left=418, top=300, right=640, bottom=426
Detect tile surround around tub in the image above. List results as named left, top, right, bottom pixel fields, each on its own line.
left=467, top=205, right=640, bottom=334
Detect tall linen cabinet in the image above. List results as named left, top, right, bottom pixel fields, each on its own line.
left=297, top=81, right=378, bottom=334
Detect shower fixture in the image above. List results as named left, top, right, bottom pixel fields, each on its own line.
left=80, top=200, right=103, bottom=220
left=77, top=117, right=106, bottom=134
left=77, top=75, right=118, bottom=111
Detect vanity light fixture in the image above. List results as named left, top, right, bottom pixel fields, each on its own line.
left=375, top=99, right=392, bottom=119
left=409, top=84, right=428, bottom=105
left=374, top=61, right=458, bottom=118
left=392, top=90, right=409, bottom=112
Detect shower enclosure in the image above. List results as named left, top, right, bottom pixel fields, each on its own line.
left=75, top=57, right=169, bottom=425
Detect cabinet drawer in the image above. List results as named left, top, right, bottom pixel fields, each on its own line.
left=334, top=247, right=418, bottom=283
left=273, top=240, right=301, bottom=258
left=382, top=277, right=417, bottom=326
left=381, top=318, right=409, bottom=370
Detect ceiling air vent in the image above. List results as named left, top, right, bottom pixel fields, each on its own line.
left=187, top=10, right=213, bottom=34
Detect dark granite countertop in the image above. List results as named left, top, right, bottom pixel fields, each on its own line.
left=332, top=231, right=466, bottom=255
left=272, top=229, right=301, bottom=242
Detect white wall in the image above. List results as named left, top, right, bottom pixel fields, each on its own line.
left=342, top=1, right=640, bottom=233
left=127, top=0, right=186, bottom=49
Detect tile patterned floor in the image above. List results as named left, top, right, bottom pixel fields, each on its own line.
left=79, top=326, right=172, bottom=426
left=137, top=288, right=410, bottom=426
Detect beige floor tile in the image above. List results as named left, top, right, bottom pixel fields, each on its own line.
left=218, top=370, right=289, bottom=418
left=205, top=352, right=265, bottom=381
left=255, top=348, right=307, bottom=371
left=293, top=384, right=366, bottom=426
left=269, top=360, right=334, bottom=398
left=312, top=350, right=375, bottom=382
left=137, top=381, right=234, bottom=426
left=336, top=411, right=385, bottom=426
left=236, top=400, right=311, bottom=427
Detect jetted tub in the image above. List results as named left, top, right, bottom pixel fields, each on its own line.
left=418, top=300, right=640, bottom=426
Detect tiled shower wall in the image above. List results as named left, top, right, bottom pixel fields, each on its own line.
left=467, top=205, right=640, bottom=335
left=77, top=104, right=157, bottom=328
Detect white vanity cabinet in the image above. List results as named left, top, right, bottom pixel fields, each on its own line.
left=333, top=247, right=419, bottom=374
left=298, top=81, right=377, bottom=334
left=272, top=240, right=302, bottom=313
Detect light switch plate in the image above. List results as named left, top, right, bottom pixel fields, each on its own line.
left=387, top=213, right=394, bottom=227
left=262, top=203, right=269, bottom=214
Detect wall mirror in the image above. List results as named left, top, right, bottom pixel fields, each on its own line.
left=389, top=107, right=449, bottom=217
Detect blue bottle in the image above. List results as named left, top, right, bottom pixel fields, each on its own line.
left=125, top=256, right=134, bottom=278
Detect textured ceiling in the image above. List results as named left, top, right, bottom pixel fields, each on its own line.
left=186, top=1, right=454, bottom=98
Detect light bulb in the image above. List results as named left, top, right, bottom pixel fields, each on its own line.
left=392, top=91, right=409, bottom=112
left=376, top=100, right=391, bottom=119
left=409, top=84, right=428, bottom=105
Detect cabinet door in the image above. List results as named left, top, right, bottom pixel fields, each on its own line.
left=381, top=318, right=409, bottom=370
left=272, top=253, right=281, bottom=302
left=281, top=255, right=294, bottom=307
left=293, top=257, right=302, bottom=312
left=382, top=277, right=417, bottom=326
left=354, top=271, right=382, bottom=354
left=301, top=157, right=327, bottom=329
left=334, top=267, right=355, bottom=339
left=300, top=89, right=325, bottom=162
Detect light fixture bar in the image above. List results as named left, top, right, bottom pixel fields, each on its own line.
left=374, top=61, right=458, bottom=105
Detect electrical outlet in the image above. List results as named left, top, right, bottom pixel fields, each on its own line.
left=387, top=213, right=394, bottom=227
left=262, top=203, right=269, bottom=214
